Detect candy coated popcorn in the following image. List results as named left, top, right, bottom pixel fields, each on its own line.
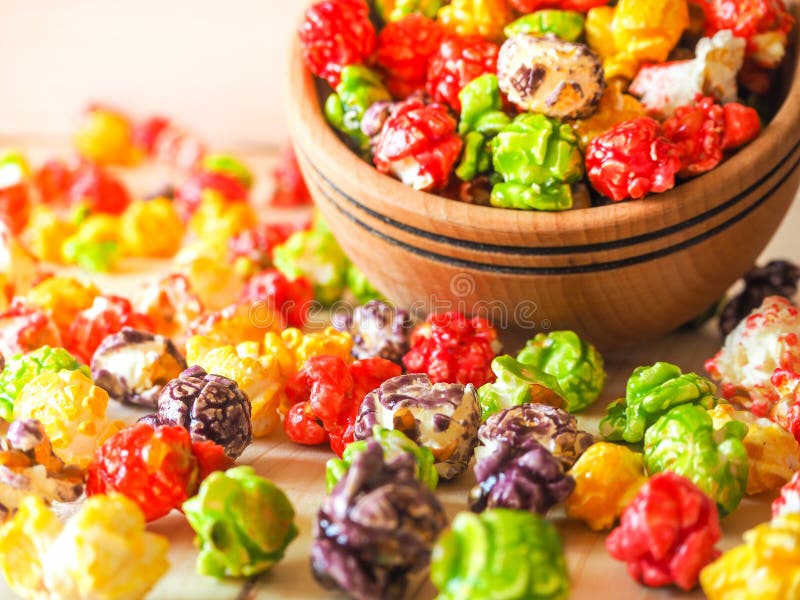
left=431, top=509, right=569, bottom=600
left=706, top=295, right=800, bottom=415
left=517, top=330, right=606, bottom=412
left=34, top=158, right=73, bottom=205
left=272, top=228, right=350, bottom=305
left=509, top=0, right=608, bottom=11
left=21, top=206, right=75, bottom=263
left=700, top=513, right=800, bottom=599
left=565, top=442, right=647, bottom=531
left=403, top=311, right=500, bottom=387
left=497, top=34, right=605, bottom=120
left=185, top=339, right=281, bottom=438
left=437, top=0, right=515, bottom=43
left=325, top=65, right=391, bottom=153
left=477, top=356, right=567, bottom=419
left=629, top=30, right=745, bottom=117
left=134, top=273, right=204, bottom=343
left=174, top=239, right=243, bottom=310
left=189, top=190, right=256, bottom=244
left=491, top=113, right=584, bottom=211
left=709, top=403, right=799, bottom=495
left=0, top=302, right=62, bottom=377
left=312, top=440, right=447, bottom=600
left=426, top=35, right=499, bottom=112
left=0, top=346, right=88, bottom=422
left=586, top=117, right=681, bottom=201
left=354, top=373, right=480, bottom=480
left=91, top=327, right=186, bottom=408
left=67, top=164, right=131, bottom=215
left=26, top=276, right=99, bottom=339
left=504, top=10, right=586, bottom=41
left=722, top=101, right=763, bottom=150
left=325, top=425, right=438, bottom=492
left=269, top=143, right=312, bottom=207
left=375, top=0, right=441, bottom=21
left=569, top=79, right=646, bottom=148
left=87, top=422, right=229, bottom=521
left=120, top=197, right=184, bottom=258
left=773, top=470, right=800, bottom=518
left=606, top=471, right=721, bottom=591
left=74, top=105, right=135, bottom=166
left=299, top=0, right=377, bottom=88
left=0, top=419, right=84, bottom=521
left=0, top=223, right=41, bottom=310
left=0, top=155, right=32, bottom=235
left=662, top=96, right=725, bottom=177
left=375, top=14, right=444, bottom=98
left=644, top=403, right=749, bottom=515
left=274, top=326, right=355, bottom=373
left=331, top=300, right=412, bottom=363
left=0, top=493, right=169, bottom=600
left=182, top=466, right=297, bottom=578
left=62, top=212, right=122, bottom=273
left=241, top=269, right=314, bottom=329
left=201, top=153, right=253, bottom=189
left=14, top=369, right=123, bottom=469
left=228, top=222, right=296, bottom=277
left=601, top=361, right=718, bottom=443
left=373, top=99, right=463, bottom=191
left=175, top=169, right=247, bottom=221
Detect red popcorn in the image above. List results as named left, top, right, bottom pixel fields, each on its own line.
left=298, top=0, right=377, bottom=88
left=586, top=117, right=682, bottom=201
left=284, top=355, right=402, bottom=455
left=66, top=295, right=154, bottom=365
left=228, top=222, right=297, bottom=271
left=0, top=299, right=62, bottom=359
left=772, top=470, right=800, bottom=518
left=191, top=439, right=236, bottom=481
left=402, top=311, right=500, bottom=387
left=769, top=368, right=800, bottom=442
left=691, top=0, right=795, bottom=68
left=662, top=96, right=724, bottom=177
left=240, top=269, right=314, bottom=329
left=373, top=100, right=463, bottom=191
left=67, top=164, right=131, bottom=215
left=721, top=102, right=762, bottom=150
left=510, top=0, right=610, bottom=12
left=376, top=15, right=445, bottom=98
left=426, top=35, right=499, bottom=112
left=87, top=422, right=230, bottom=522
left=35, top=159, right=75, bottom=205
left=0, top=163, right=31, bottom=235
left=270, top=143, right=313, bottom=207
left=606, top=471, right=722, bottom=591
left=132, top=116, right=170, bottom=155
left=175, top=170, right=248, bottom=222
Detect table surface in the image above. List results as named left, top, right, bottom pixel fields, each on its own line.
left=1, top=142, right=799, bottom=600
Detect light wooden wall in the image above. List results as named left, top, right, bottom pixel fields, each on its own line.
left=0, top=0, right=307, bottom=148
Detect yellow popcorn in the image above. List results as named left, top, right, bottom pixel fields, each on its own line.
left=120, top=197, right=184, bottom=258
left=189, top=190, right=256, bottom=245
left=437, top=0, right=514, bottom=43
left=0, top=494, right=169, bottom=600
left=26, top=276, right=99, bottom=336
left=708, top=403, right=800, bottom=495
left=186, top=336, right=285, bottom=437
left=187, top=301, right=279, bottom=348
left=586, top=0, right=689, bottom=80
left=569, top=79, right=646, bottom=149
left=14, top=370, right=124, bottom=469
left=280, top=326, right=354, bottom=371
left=21, top=206, right=75, bottom=264
left=700, top=513, right=800, bottom=599
left=565, top=441, right=648, bottom=531
left=73, top=107, right=137, bottom=166
left=175, top=238, right=243, bottom=310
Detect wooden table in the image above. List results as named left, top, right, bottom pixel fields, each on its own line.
left=1, top=143, right=798, bottom=600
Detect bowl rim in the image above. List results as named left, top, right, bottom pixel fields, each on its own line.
left=287, top=6, right=800, bottom=243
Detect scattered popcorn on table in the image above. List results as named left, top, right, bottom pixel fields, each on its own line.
left=478, top=355, right=567, bottom=419
left=0, top=303, right=63, bottom=391
left=120, top=197, right=184, bottom=258
left=331, top=300, right=412, bottom=363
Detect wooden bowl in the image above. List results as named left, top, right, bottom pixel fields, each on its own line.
left=286, top=15, right=800, bottom=350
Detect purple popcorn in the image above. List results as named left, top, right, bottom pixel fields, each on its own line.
left=145, top=365, right=252, bottom=459
left=311, top=440, right=447, bottom=600
left=331, top=300, right=412, bottom=363
left=354, top=373, right=481, bottom=481
left=91, top=327, right=187, bottom=408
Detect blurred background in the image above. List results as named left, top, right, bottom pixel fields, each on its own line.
left=0, top=0, right=305, bottom=148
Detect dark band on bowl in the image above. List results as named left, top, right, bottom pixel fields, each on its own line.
left=302, top=135, right=800, bottom=257
left=309, top=146, right=800, bottom=275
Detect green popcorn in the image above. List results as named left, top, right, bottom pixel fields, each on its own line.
left=503, top=10, right=585, bottom=42
left=516, top=330, right=606, bottom=412
left=431, top=509, right=569, bottom=600
left=455, top=75, right=511, bottom=182
left=201, top=154, right=253, bottom=188
left=182, top=466, right=298, bottom=578
left=490, top=113, right=583, bottom=211
left=62, top=238, right=119, bottom=273
left=0, top=346, right=89, bottom=420
left=273, top=228, right=350, bottom=305
left=325, top=426, right=438, bottom=492
left=643, top=404, right=749, bottom=516
left=599, top=361, right=718, bottom=443
left=477, top=355, right=567, bottom=421
left=346, top=263, right=385, bottom=304
left=375, top=0, right=441, bottom=21
left=324, top=65, right=391, bottom=153
left=598, top=397, right=627, bottom=441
